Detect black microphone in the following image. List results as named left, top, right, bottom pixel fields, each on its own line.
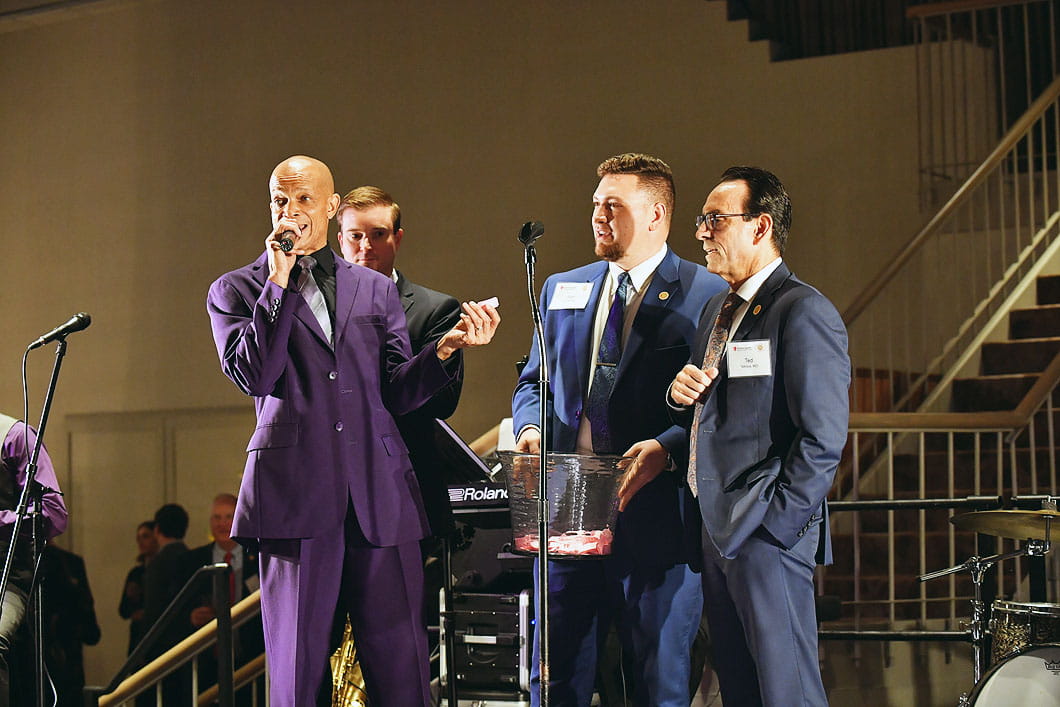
left=518, top=221, right=544, bottom=247
left=278, top=230, right=296, bottom=253
left=28, top=313, right=92, bottom=350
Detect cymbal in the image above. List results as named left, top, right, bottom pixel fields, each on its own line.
left=951, top=509, right=1060, bottom=541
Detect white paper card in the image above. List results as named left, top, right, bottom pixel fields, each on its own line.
left=726, top=340, right=772, bottom=377
left=548, top=282, right=594, bottom=310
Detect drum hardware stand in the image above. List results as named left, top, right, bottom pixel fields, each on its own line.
left=920, top=538, right=1051, bottom=706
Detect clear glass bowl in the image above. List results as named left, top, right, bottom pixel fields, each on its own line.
left=498, top=452, right=629, bottom=558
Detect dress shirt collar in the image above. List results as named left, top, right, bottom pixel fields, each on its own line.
left=607, top=243, right=668, bottom=295
left=732, top=256, right=783, bottom=303
left=297, top=245, right=335, bottom=276
left=213, top=542, right=243, bottom=564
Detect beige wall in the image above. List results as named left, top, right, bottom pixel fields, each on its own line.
left=0, top=0, right=938, bottom=689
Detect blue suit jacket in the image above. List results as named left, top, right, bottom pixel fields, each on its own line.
left=512, top=247, right=726, bottom=570
left=684, top=262, right=850, bottom=564
left=207, top=250, right=456, bottom=545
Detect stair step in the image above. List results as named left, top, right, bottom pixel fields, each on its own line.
left=1037, top=275, right=1060, bottom=305
left=981, top=337, right=1060, bottom=375
left=1010, top=304, right=1060, bottom=339
left=952, top=374, right=1036, bottom=411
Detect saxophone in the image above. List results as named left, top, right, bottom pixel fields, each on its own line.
left=330, top=617, right=369, bottom=706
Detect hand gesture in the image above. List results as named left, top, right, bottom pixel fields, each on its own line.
left=436, top=301, right=501, bottom=360
left=669, top=364, right=721, bottom=406
left=616, top=439, right=669, bottom=511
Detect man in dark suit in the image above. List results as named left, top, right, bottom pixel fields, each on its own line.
left=181, top=493, right=263, bottom=702
left=206, top=155, right=498, bottom=707
left=512, top=153, right=726, bottom=706
left=36, top=544, right=101, bottom=706
left=669, top=166, right=850, bottom=706
left=141, top=503, right=190, bottom=704
left=335, top=186, right=463, bottom=537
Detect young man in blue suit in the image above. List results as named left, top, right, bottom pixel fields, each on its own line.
left=670, top=167, right=850, bottom=706
left=513, top=153, right=726, bottom=706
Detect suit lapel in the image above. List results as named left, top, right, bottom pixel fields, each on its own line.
left=395, top=270, right=415, bottom=314
left=332, top=251, right=360, bottom=348
left=615, top=248, right=680, bottom=384
left=733, top=262, right=791, bottom=341
left=570, top=263, right=608, bottom=404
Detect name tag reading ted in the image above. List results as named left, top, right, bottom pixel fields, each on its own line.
left=726, top=340, right=771, bottom=377
left=549, top=282, right=594, bottom=310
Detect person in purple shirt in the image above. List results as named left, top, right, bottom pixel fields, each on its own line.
left=206, top=155, right=499, bottom=707
left=0, top=413, right=68, bottom=707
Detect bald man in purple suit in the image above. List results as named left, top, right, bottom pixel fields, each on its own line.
left=207, top=155, right=499, bottom=707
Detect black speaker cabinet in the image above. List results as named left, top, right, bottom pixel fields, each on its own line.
left=439, top=589, right=533, bottom=698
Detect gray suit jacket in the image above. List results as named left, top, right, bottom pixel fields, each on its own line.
left=683, top=262, right=849, bottom=564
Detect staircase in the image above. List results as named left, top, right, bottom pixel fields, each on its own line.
left=954, top=276, right=1060, bottom=411
left=826, top=273, right=1060, bottom=624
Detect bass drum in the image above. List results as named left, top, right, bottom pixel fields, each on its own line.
left=968, top=644, right=1060, bottom=705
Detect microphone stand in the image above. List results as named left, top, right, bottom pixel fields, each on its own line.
left=522, top=240, right=551, bottom=707
left=0, top=337, right=69, bottom=707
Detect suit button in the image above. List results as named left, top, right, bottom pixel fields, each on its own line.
left=797, top=530, right=805, bottom=538
left=328, top=371, right=338, bottom=380
left=334, top=421, right=344, bottom=431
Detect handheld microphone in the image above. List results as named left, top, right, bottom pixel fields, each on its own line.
left=518, top=221, right=544, bottom=247
left=278, top=230, right=296, bottom=253
left=28, top=313, right=92, bottom=350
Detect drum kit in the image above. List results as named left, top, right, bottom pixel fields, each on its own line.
left=918, top=501, right=1060, bottom=705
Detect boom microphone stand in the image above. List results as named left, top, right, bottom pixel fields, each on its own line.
left=518, top=220, right=550, bottom=706
left=1, top=334, right=76, bottom=707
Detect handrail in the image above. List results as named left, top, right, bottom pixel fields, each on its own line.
left=907, top=0, right=1044, bottom=20
left=842, top=73, right=1060, bottom=326
left=469, top=424, right=499, bottom=456
left=88, top=571, right=256, bottom=706
left=197, top=654, right=267, bottom=706
left=850, top=349, right=1060, bottom=430
left=87, top=564, right=233, bottom=702
left=95, top=589, right=260, bottom=706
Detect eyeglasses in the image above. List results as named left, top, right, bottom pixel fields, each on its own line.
left=694, top=213, right=756, bottom=231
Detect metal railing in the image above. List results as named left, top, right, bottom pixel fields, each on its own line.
left=83, top=564, right=256, bottom=707
left=826, top=351, right=1060, bottom=630
left=909, top=0, right=1057, bottom=209
left=845, top=72, right=1060, bottom=414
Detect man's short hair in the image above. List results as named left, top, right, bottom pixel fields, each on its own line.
left=719, top=166, right=792, bottom=255
left=212, top=493, right=237, bottom=507
left=154, top=503, right=189, bottom=540
left=336, top=186, right=401, bottom=232
left=596, top=153, right=675, bottom=220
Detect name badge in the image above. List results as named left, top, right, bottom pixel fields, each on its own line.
left=549, top=282, right=594, bottom=310
left=726, top=340, right=771, bottom=377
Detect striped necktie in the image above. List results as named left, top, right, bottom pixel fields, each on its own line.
left=296, top=256, right=333, bottom=345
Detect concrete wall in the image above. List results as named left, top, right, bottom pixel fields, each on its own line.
left=0, top=0, right=938, bottom=693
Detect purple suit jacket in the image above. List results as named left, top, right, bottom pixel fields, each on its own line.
left=207, top=250, right=456, bottom=546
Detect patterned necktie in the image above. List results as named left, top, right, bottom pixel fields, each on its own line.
left=586, top=271, right=631, bottom=454
left=296, top=256, right=333, bottom=345
left=687, top=292, right=743, bottom=496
